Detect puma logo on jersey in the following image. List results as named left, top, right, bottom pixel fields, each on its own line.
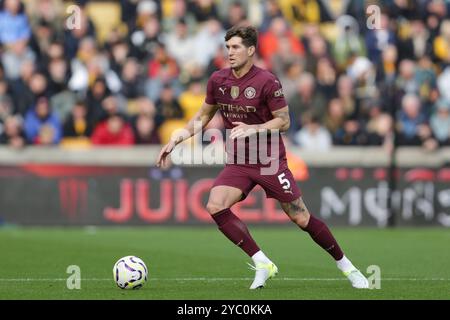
left=219, top=87, right=227, bottom=95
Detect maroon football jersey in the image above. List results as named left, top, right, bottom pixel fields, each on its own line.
left=205, top=65, right=288, bottom=167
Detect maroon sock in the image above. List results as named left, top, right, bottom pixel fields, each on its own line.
left=301, top=215, right=344, bottom=260
left=211, top=208, right=260, bottom=257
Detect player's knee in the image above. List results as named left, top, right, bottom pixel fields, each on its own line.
left=206, top=202, right=227, bottom=215
left=291, top=213, right=310, bottom=228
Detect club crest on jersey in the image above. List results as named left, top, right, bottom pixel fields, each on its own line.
left=231, top=86, right=240, bottom=99
left=244, top=87, right=256, bottom=99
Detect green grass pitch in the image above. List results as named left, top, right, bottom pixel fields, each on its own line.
left=0, top=226, right=449, bottom=300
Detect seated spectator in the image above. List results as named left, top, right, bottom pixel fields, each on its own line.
left=430, top=99, right=450, bottom=146
left=221, top=1, right=248, bottom=30
left=365, top=13, right=396, bottom=65
left=279, top=59, right=304, bottom=103
left=0, top=0, right=35, bottom=81
left=366, top=113, right=394, bottom=150
left=85, top=77, right=111, bottom=124
left=23, top=96, right=61, bottom=145
left=145, top=42, right=180, bottom=101
left=91, top=114, right=135, bottom=146
left=333, top=15, right=366, bottom=72
left=129, top=15, right=162, bottom=61
left=304, top=34, right=329, bottom=75
left=294, top=115, right=332, bottom=151
left=155, top=84, right=184, bottom=127
left=133, top=114, right=160, bottom=145
left=63, top=101, right=93, bottom=139
left=394, top=59, right=419, bottom=103
left=334, top=119, right=369, bottom=146
left=0, top=115, right=26, bottom=148
left=165, top=18, right=197, bottom=69
left=259, top=17, right=304, bottom=69
left=120, top=57, right=145, bottom=99
left=396, top=94, right=437, bottom=149
left=0, top=0, right=31, bottom=46
left=315, top=57, right=337, bottom=99
left=324, top=98, right=347, bottom=138
left=0, top=80, right=13, bottom=118
left=336, top=74, right=359, bottom=119
left=288, top=72, right=327, bottom=132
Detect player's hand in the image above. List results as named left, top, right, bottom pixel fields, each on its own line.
left=156, top=140, right=177, bottom=168
left=230, top=122, right=260, bottom=139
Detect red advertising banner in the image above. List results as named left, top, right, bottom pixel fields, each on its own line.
left=0, top=165, right=449, bottom=226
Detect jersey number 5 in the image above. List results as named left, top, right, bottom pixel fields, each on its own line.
left=278, top=173, right=291, bottom=190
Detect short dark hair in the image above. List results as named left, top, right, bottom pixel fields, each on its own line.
left=225, top=25, right=258, bottom=48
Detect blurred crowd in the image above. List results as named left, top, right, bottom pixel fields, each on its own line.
left=1, top=0, right=450, bottom=151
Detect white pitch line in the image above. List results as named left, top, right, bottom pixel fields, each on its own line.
left=0, top=278, right=450, bottom=282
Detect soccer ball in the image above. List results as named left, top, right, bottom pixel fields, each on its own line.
left=113, top=256, right=148, bottom=290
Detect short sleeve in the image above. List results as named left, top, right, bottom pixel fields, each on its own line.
left=205, top=75, right=217, bottom=105
left=265, top=76, right=287, bottom=112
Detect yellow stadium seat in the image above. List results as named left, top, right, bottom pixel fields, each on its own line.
left=86, top=1, right=122, bottom=44
left=60, top=137, right=92, bottom=149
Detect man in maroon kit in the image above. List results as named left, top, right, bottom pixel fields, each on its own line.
left=157, top=25, right=369, bottom=289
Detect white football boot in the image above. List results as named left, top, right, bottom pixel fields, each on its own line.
left=248, top=261, right=278, bottom=289
left=344, top=268, right=370, bottom=289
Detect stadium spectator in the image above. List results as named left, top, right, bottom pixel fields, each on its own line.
left=194, top=18, right=226, bottom=68
left=85, top=77, right=111, bottom=124
left=13, top=72, right=49, bottom=118
left=62, top=101, right=93, bottom=140
left=288, top=72, right=326, bottom=132
left=145, top=42, right=181, bottom=102
left=120, top=57, right=145, bottom=99
left=133, top=114, right=160, bottom=145
left=165, top=18, right=197, bottom=69
left=24, top=96, right=62, bottom=145
left=0, top=0, right=31, bottom=46
left=324, top=98, right=347, bottom=139
left=25, top=0, right=64, bottom=38
left=129, top=15, right=162, bottom=62
left=315, top=57, right=337, bottom=99
left=430, top=99, right=450, bottom=146
left=336, top=74, right=359, bottom=119
left=304, top=34, right=330, bottom=75
left=365, top=13, right=396, bottom=65
left=366, top=111, right=394, bottom=149
left=0, top=114, right=26, bottom=148
left=334, top=119, right=368, bottom=146
left=188, top=0, right=220, bottom=23
left=91, top=113, right=135, bottom=145
left=333, top=15, right=366, bottom=72
left=63, top=4, right=96, bottom=61
left=294, top=114, right=332, bottom=151
left=221, top=1, right=248, bottom=30
left=259, top=17, right=304, bottom=69
left=259, top=0, right=283, bottom=33
left=278, top=60, right=304, bottom=103
left=155, top=84, right=184, bottom=127
left=396, top=93, right=437, bottom=149
left=0, top=0, right=448, bottom=152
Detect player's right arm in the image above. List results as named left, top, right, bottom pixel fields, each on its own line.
left=156, top=102, right=219, bottom=167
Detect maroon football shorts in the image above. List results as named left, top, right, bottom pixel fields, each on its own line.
left=212, top=162, right=301, bottom=203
